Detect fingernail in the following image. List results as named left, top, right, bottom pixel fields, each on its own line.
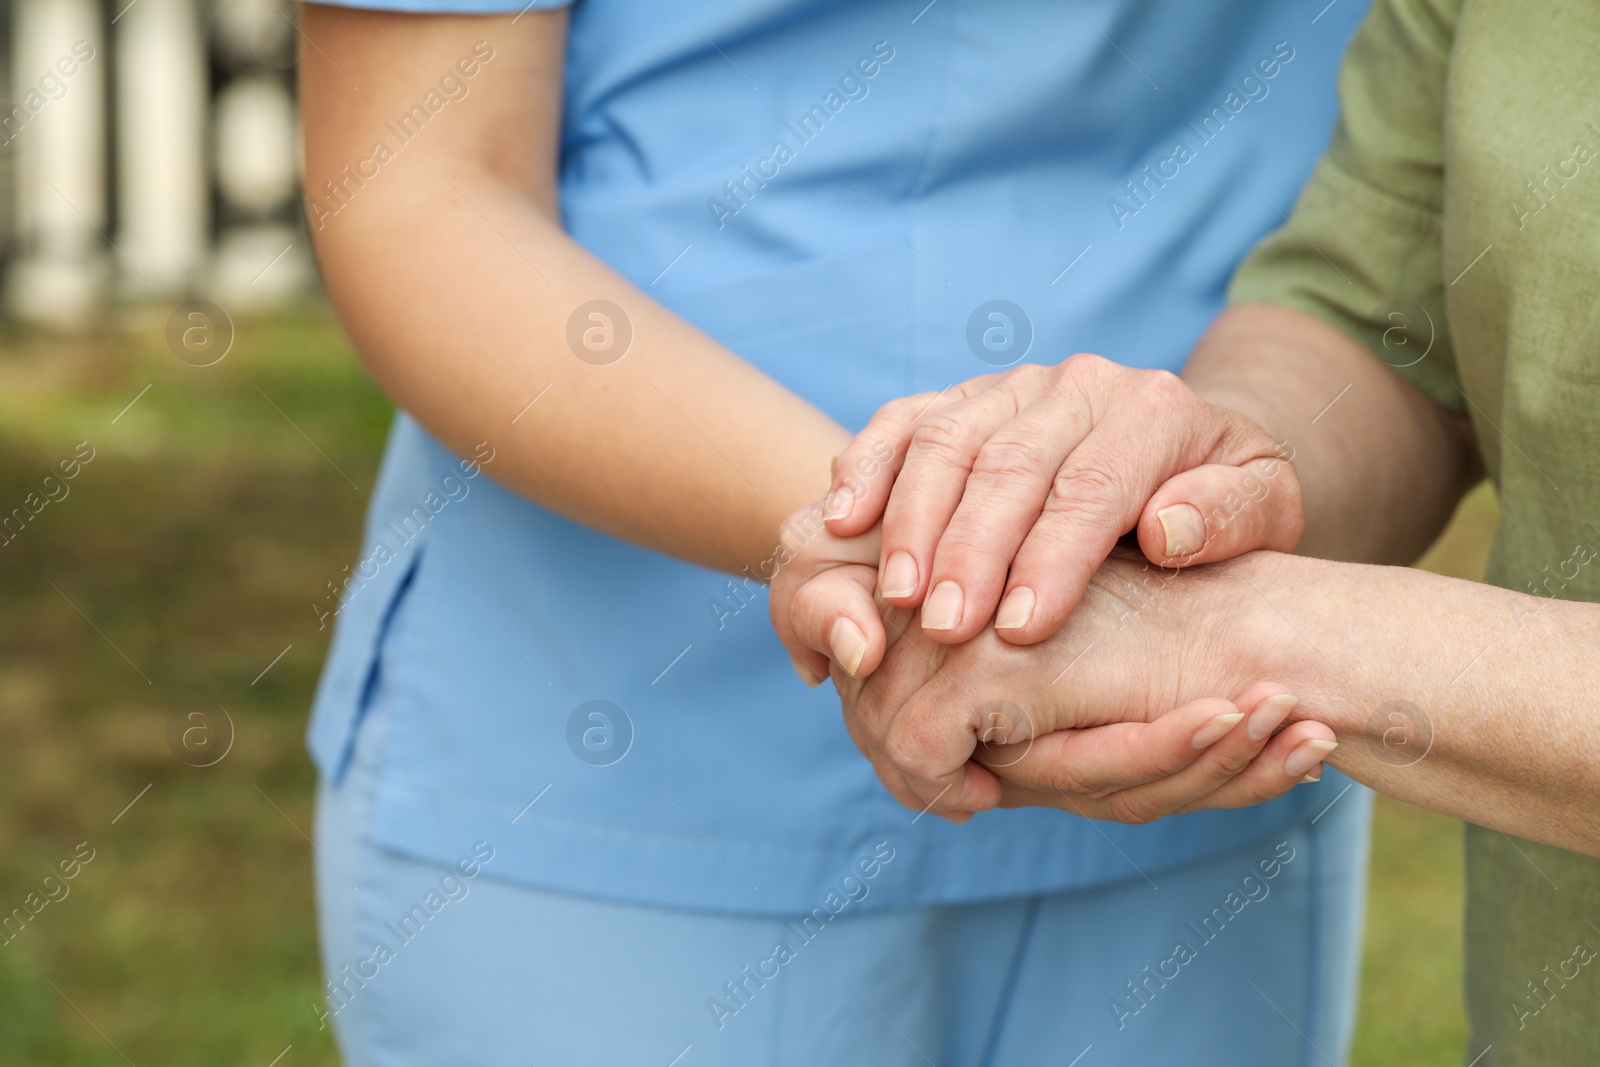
left=788, top=655, right=823, bottom=688
left=829, top=617, right=868, bottom=676
left=1157, top=503, right=1206, bottom=558
left=823, top=483, right=854, bottom=521
left=1284, top=739, right=1338, bottom=778
left=1247, top=693, right=1299, bottom=742
left=1300, top=769, right=1323, bottom=784
left=921, top=581, right=964, bottom=631
left=1191, top=711, right=1245, bottom=749
left=882, top=550, right=919, bottom=599
left=995, top=586, right=1036, bottom=630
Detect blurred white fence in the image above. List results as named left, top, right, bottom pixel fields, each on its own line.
left=1, top=0, right=311, bottom=328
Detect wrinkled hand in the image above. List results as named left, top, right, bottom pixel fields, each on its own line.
left=823, top=355, right=1304, bottom=649
left=812, top=551, right=1337, bottom=823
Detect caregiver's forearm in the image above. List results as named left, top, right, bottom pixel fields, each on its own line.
left=1236, top=552, right=1600, bottom=855
left=301, top=5, right=847, bottom=576
left=1185, top=303, right=1478, bottom=564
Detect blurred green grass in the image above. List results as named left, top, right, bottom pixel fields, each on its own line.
left=0, top=308, right=1493, bottom=1065
left=0, top=306, right=387, bottom=1065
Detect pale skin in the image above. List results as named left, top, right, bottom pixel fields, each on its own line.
left=779, top=303, right=1600, bottom=857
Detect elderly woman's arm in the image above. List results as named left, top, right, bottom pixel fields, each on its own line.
left=1222, top=551, right=1600, bottom=856
left=819, top=546, right=1600, bottom=857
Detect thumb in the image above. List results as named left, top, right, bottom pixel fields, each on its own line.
left=1135, top=458, right=1304, bottom=567
left=787, top=564, right=890, bottom=680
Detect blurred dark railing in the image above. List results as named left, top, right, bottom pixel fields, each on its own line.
left=1, top=0, right=311, bottom=328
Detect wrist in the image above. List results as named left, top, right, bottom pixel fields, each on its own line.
left=1195, top=551, right=1350, bottom=726
left=1221, top=551, right=1394, bottom=749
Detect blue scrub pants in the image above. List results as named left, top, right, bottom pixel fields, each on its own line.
left=315, top=695, right=1373, bottom=1066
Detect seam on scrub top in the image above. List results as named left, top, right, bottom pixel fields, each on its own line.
left=331, top=538, right=428, bottom=786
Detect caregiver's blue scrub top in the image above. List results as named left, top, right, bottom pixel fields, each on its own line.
left=309, top=0, right=1369, bottom=914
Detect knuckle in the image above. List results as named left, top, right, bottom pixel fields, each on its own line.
left=1147, top=744, right=1193, bottom=780
left=909, top=412, right=979, bottom=463
left=881, top=724, right=934, bottom=778
left=1044, top=759, right=1096, bottom=799
left=1046, top=462, right=1128, bottom=520
left=1061, top=351, right=1110, bottom=377
left=1105, top=790, right=1161, bottom=826
left=930, top=533, right=991, bottom=573
left=877, top=394, right=922, bottom=424
left=876, top=776, right=920, bottom=813
left=1011, top=362, right=1050, bottom=390
left=857, top=706, right=890, bottom=749
left=1243, top=778, right=1284, bottom=806
left=1052, top=459, right=1119, bottom=500
left=1207, top=744, right=1256, bottom=780
left=972, top=433, right=1053, bottom=481
left=1140, top=368, right=1191, bottom=407
left=947, top=777, right=987, bottom=813
left=1050, top=352, right=1115, bottom=396
left=1043, top=358, right=1076, bottom=390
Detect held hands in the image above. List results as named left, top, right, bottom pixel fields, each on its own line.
left=769, top=357, right=1334, bottom=823
left=799, top=550, right=1337, bottom=822
left=815, top=354, right=1303, bottom=662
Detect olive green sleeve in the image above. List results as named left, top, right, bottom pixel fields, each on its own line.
left=1228, top=0, right=1465, bottom=412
